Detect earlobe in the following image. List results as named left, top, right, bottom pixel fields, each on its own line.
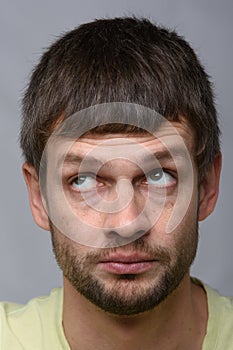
left=22, top=162, right=50, bottom=231
left=198, top=153, right=222, bottom=221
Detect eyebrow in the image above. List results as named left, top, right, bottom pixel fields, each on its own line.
left=57, top=145, right=188, bottom=170
left=58, top=154, right=104, bottom=169
left=141, top=147, right=189, bottom=163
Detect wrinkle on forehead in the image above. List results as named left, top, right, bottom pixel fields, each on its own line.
left=47, top=120, right=195, bottom=178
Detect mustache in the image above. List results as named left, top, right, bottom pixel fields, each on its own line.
left=50, top=221, right=172, bottom=265
left=83, top=237, right=171, bottom=264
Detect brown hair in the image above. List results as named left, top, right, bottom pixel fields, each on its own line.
left=20, top=17, right=220, bottom=178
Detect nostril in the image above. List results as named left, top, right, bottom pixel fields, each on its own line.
left=106, top=230, right=119, bottom=239
left=134, top=230, right=147, bottom=239
left=106, top=230, right=146, bottom=242
left=105, top=229, right=147, bottom=246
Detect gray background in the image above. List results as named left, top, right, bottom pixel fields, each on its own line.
left=0, top=0, right=232, bottom=304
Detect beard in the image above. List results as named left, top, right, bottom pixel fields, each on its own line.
left=50, top=218, right=198, bottom=316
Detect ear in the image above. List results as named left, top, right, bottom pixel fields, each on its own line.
left=198, top=153, right=222, bottom=221
left=22, top=162, right=50, bottom=231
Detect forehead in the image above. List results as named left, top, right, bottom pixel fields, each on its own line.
left=65, top=122, right=194, bottom=153
left=47, top=120, right=195, bottom=170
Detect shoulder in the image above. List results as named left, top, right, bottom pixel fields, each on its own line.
left=0, top=288, right=62, bottom=320
left=199, top=280, right=233, bottom=349
left=0, top=288, right=67, bottom=349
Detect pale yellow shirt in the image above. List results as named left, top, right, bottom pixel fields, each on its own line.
left=0, top=281, right=232, bottom=349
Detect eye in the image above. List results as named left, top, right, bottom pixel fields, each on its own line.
left=146, top=169, right=175, bottom=187
left=71, top=174, right=98, bottom=192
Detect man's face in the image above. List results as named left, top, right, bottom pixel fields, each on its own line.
left=45, top=120, right=200, bottom=315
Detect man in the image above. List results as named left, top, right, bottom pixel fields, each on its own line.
left=0, top=16, right=232, bottom=349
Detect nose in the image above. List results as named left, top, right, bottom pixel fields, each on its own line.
left=105, top=210, right=148, bottom=239
left=102, top=179, right=151, bottom=242
left=104, top=211, right=149, bottom=246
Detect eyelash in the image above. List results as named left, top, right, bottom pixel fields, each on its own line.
left=67, top=168, right=177, bottom=193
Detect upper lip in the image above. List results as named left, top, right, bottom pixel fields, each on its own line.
left=99, top=253, right=156, bottom=263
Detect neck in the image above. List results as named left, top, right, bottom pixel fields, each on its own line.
left=62, top=274, right=208, bottom=350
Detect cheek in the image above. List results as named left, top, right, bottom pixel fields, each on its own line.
left=150, top=194, right=198, bottom=240
left=152, top=198, right=175, bottom=229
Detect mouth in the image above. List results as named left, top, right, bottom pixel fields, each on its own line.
left=98, top=253, right=158, bottom=275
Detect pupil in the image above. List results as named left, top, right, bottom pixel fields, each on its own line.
left=76, top=175, right=86, bottom=185
left=150, top=169, right=163, bottom=180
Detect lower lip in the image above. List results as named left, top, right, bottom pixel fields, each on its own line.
left=98, top=261, right=157, bottom=274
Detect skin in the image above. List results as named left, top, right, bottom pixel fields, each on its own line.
left=23, top=120, right=221, bottom=350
